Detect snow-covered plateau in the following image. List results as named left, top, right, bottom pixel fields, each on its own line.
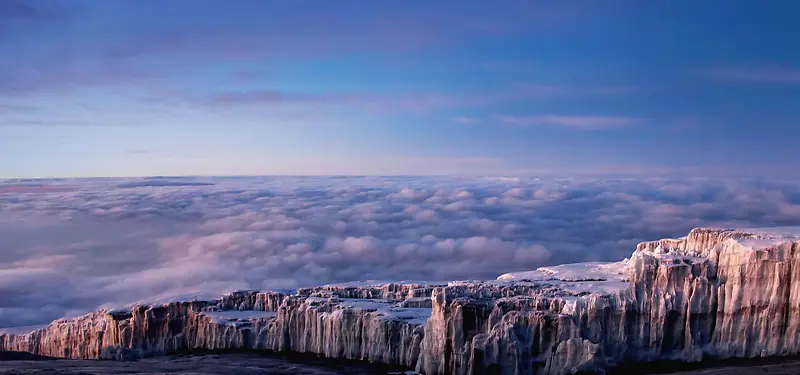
left=3, top=227, right=800, bottom=374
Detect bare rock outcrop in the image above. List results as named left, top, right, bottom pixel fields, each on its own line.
left=3, top=227, right=800, bottom=374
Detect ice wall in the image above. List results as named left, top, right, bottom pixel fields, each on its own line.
left=3, top=227, right=800, bottom=375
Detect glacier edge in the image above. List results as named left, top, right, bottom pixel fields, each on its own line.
left=2, top=227, right=800, bottom=375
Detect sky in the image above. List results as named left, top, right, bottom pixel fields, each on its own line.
left=1, top=0, right=799, bottom=178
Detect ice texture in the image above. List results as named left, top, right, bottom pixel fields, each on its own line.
left=4, top=227, right=800, bottom=375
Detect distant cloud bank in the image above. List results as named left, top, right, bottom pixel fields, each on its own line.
left=1, top=176, right=800, bottom=327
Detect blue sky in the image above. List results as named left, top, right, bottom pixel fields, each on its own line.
left=1, top=0, right=799, bottom=178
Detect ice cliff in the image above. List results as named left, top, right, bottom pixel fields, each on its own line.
left=3, top=227, right=800, bottom=374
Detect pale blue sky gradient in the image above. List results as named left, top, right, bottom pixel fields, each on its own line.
left=1, top=0, right=799, bottom=178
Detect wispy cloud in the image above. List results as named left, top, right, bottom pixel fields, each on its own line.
left=452, top=116, right=481, bottom=124
left=0, top=58, right=157, bottom=96
left=206, top=91, right=324, bottom=106
left=0, top=119, right=90, bottom=127
left=0, top=104, right=38, bottom=113
left=514, top=84, right=639, bottom=96
left=708, top=67, right=800, bottom=84
left=0, top=118, right=139, bottom=127
left=496, top=115, right=642, bottom=129
left=0, top=1, right=596, bottom=99
left=205, top=90, right=468, bottom=113
left=205, top=83, right=639, bottom=115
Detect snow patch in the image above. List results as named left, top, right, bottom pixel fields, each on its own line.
left=132, top=292, right=220, bottom=308
left=322, top=280, right=445, bottom=288
left=735, top=238, right=794, bottom=251
left=337, top=298, right=395, bottom=310
left=497, top=261, right=628, bottom=282
left=496, top=260, right=632, bottom=296
left=374, top=307, right=432, bottom=326
left=201, top=310, right=277, bottom=325
left=738, top=227, right=800, bottom=239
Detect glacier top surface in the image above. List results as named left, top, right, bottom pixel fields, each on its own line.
left=200, top=310, right=278, bottom=324
left=337, top=298, right=397, bottom=310
left=496, top=260, right=628, bottom=282
left=736, top=238, right=797, bottom=250
left=373, top=307, right=431, bottom=325
left=310, top=298, right=432, bottom=325
left=320, top=280, right=447, bottom=288
left=134, top=292, right=221, bottom=306
left=731, top=227, right=800, bottom=250
left=495, top=260, right=631, bottom=296
left=103, top=292, right=222, bottom=313
left=736, top=226, right=800, bottom=238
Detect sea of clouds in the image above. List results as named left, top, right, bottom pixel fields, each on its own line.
left=2, top=176, right=800, bottom=328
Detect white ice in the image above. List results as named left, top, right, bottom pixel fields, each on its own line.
left=497, top=261, right=628, bottom=282
left=201, top=310, right=278, bottom=324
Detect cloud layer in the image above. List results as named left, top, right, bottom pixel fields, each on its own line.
left=2, top=176, right=800, bottom=327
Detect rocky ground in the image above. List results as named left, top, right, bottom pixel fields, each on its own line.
left=674, top=364, right=800, bottom=375
left=2, top=354, right=800, bottom=375
left=637, top=361, right=800, bottom=375
left=0, top=352, right=410, bottom=375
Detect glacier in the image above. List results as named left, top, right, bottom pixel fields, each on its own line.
left=3, top=226, right=800, bottom=374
